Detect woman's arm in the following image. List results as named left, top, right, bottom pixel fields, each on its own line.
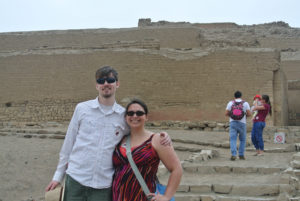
left=253, top=104, right=266, bottom=111
left=151, top=134, right=182, bottom=201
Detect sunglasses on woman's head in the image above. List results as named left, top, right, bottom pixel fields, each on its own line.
left=126, top=111, right=146, bottom=116
left=96, top=77, right=116, bottom=84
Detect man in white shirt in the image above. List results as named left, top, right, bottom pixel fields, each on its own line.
left=45, top=66, right=170, bottom=201
left=225, top=91, right=251, bottom=161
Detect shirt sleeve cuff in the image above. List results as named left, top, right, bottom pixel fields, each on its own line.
left=53, top=171, right=65, bottom=183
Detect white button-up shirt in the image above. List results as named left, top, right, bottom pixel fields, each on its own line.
left=53, top=97, right=129, bottom=188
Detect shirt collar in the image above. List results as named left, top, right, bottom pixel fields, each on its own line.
left=91, top=97, right=124, bottom=114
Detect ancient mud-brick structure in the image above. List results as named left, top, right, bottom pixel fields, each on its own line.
left=0, top=19, right=299, bottom=126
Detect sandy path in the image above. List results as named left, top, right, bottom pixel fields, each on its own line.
left=0, top=135, right=63, bottom=201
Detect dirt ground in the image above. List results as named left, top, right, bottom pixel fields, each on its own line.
left=0, top=128, right=295, bottom=201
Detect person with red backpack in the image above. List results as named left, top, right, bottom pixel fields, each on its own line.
left=225, top=91, right=251, bottom=161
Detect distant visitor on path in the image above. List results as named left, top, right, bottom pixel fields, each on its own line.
left=225, top=91, right=251, bottom=161
left=251, top=94, right=272, bottom=156
left=112, top=99, right=182, bottom=201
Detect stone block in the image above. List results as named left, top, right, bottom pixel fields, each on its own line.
left=258, top=167, right=282, bottom=174
left=290, top=176, right=300, bottom=190
left=38, top=134, right=47, bottom=139
left=37, top=129, right=49, bottom=134
left=280, top=174, right=291, bottom=184
left=152, top=122, right=161, bottom=127
left=54, top=131, right=65, bottom=135
left=293, top=153, right=300, bottom=161
left=215, top=166, right=232, bottom=174
left=197, top=166, right=216, bottom=174
left=277, top=192, right=291, bottom=201
left=198, top=122, right=206, bottom=128
left=200, top=150, right=213, bottom=159
left=0, top=132, right=8, bottom=136
left=208, top=122, right=217, bottom=128
left=220, top=142, right=230, bottom=148
left=175, top=194, right=201, bottom=201
left=291, top=160, right=300, bottom=169
left=48, top=134, right=65, bottom=139
left=231, top=184, right=279, bottom=196
left=177, top=184, right=190, bottom=192
left=204, top=127, right=213, bottom=132
left=200, top=195, right=216, bottom=201
left=277, top=128, right=289, bottom=133
left=189, top=198, right=201, bottom=201
left=232, top=167, right=257, bottom=174
left=283, top=167, right=295, bottom=176
left=294, top=170, right=300, bottom=177
left=216, top=196, right=239, bottom=201
left=213, top=184, right=232, bottom=194
left=213, top=127, right=225, bottom=132
left=190, top=184, right=212, bottom=193
left=294, top=132, right=300, bottom=137
left=183, top=165, right=198, bottom=173
left=279, top=184, right=295, bottom=195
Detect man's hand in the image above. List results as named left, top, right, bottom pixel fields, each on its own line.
left=159, top=131, right=172, bottom=146
left=45, top=180, right=60, bottom=192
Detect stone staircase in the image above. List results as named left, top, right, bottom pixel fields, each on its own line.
left=156, top=129, right=300, bottom=201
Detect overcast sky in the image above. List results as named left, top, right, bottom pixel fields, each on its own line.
left=0, top=0, right=299, bottom=33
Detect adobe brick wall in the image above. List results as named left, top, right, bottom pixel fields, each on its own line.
left=0, top=47, right=283, bottom=125
left=0, top=20, right=299, bottom=125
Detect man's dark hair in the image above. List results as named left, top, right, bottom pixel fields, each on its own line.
left=95, top=66, right=118, bottom=81
left=234, top=91, right=242, bottom=98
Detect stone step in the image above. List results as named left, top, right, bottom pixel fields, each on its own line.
left=159, top=173, right=295, bottom=198
left=174, top=192, right=279, bottom=201
left=0, top=128, right=66, bottom=135
left=173, top=138, right=232, bottom=149
left=0, top=131, right=65, bottom=139
left=173, top=140, right=295, bottom=153
left=182, top=163, right=285, bottom=174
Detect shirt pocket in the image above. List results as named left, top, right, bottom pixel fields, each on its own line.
left=106, top=123, right=125, bottom=146
left=78, top=119, right=100, bottom=139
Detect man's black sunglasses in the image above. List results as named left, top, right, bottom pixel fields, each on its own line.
left=96, top=77, right=116, bottom=84
left=126, top=111, right=146, bottom=116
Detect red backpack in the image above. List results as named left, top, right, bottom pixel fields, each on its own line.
left=230, top=100, right=245, bottom=120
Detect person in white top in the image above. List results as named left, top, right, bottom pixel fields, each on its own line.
left=225, top=91, right=251, bottom=161
left=45, top=66, right=171, bottom=201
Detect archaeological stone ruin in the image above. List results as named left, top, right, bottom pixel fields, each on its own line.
left=0, top=19, right=299, bottom=127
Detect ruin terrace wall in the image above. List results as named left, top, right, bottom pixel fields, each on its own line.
left=259, top=37, right=300, bottom=50
left=0, top=27, right=201, bottom=51
left=282, top=52, right=300, bottom=126
left=0, top=48, right=282, bottom=125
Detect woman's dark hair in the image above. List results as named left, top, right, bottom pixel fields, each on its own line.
left=125, top=99, right=148, bottom=116
left=262, top=95, right=272, bottom=116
